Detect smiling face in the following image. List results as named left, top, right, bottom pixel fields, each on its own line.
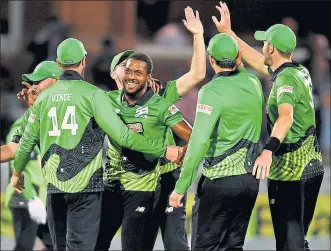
left=123, top=58, right=151, bottom=95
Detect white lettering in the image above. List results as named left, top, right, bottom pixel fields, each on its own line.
left=51, top=94, right=73, bottom=102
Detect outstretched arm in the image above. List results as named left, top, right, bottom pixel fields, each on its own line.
left=212, top=1, right=269, bottom=76
left=175, top=6, right=206, bottom=96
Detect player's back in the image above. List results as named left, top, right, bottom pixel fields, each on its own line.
left=35, top=71, right=105, bottom=193
left=207, top=68, right=264, bottom=156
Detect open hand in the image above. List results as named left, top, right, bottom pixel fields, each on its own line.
left=253, top=150, right=273, bottom=179
left=11, top=170, right=25, bottom=195
left=212, top=1, right=232, bottom=34
left=183, top=6, right=203, bottom=35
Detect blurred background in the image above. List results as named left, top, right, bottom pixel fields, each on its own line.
left=1, top=0, right=330, bottom=250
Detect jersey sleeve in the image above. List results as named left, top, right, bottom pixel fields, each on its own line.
left=91, top=89, right=166, bottom=159
left=159, top=80, right=181, bottom=104
left=159, top=98, right=183, bottom=128
left=275, top=74, right=301, bottom=107
left=6, top=118, right=38, bottom=200
left=175, top=86, right=222, bottom=194
left=12, top=108, right=32, bottom=143
left=14, top=105, right=41, bottom=173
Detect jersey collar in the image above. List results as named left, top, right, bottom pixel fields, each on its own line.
left=212, top=70, right=239, bottom=80
left=268, top=61, right=300, bottom=82
left=59, top=70, right=85, bottom=81
left=121, top=87, right=154, bottom=106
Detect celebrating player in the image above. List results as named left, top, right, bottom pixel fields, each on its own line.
left=11, top=38, right=183, bottom=250
left=98, top=6, right=205, bottom=251
left=169, top=33, right=264, bottom=250
left=2, top=61, right=61, bottom=251
left=213, top=2, right=324, bottom=250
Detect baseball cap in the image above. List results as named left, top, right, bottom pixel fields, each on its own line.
left=110, top=50, right=136, bottom=72
left=254, top=24, right=296, bottom=53
left=22, top=61, right=62, bottom=82
left=57, top=38, right=87, bottom=65
left=207, top=33, right=239, bottom=62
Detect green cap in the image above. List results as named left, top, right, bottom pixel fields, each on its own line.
left=110, top=50, right=136, bottom=72
left=21, top=61, right=62, bottom=82
left=254, top=24, right=296, bottom=53
left=207, top=33, right=239, bottom=62
left=57, top=38, right=87, bottom=65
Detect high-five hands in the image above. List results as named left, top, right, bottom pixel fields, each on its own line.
left=212, top=1, right=232, bottom=34
left=183, top=6, right=204, bottom=35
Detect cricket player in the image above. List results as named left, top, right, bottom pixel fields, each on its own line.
left=98, top=6, right=205, bottom=251
left=11, top=38, right=183, bottom=251
left=170, top=33, right=264, bottom=250
left=2, top=61, right=61, bottom=251
left=213, top=2, right=324, bottom=250
left=96, top=52, right=192, bottom=251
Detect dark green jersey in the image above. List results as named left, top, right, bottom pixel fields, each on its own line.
left=14, top=71, right=167, bottom=194
left=5, top=117, right=46, bottom=207
left=267, top=62, right=323, bottom=181
left=176, top=67, right=264, bottom=194
left=105, top=88, right=183, bottom=191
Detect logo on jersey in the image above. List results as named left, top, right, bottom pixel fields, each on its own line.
left=165, top=206, right=174, bottom=213
left=114, top=108, right=120, bottom=114
left=28, top=114, right=36, bottom=123
left=127, top=122, right=144, bottom=133
left=135, top=107, right=148, bottom=118
left=135, top=206, right=145, bottom=212
left=168, top=105, right=179, bottom=115
left=277, top=85, right=293, bottom=99
left=197, top=104, right=213, bottom=115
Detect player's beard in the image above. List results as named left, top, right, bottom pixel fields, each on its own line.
left=124, top=82, right=148, bottom=100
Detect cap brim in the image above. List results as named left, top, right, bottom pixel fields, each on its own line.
left=21, top=73, right=46, bottom=82
left=110, top=50, right=136, bottom=72
left=254, top=31, right=267, bottom=41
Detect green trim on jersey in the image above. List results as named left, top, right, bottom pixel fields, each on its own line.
left=267, top=62, right=323, bottom=181
left=104, top=88, right=183, bottom=191
left=175, top=68, right=264, bottom=195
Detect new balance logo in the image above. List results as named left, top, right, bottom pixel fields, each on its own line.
left=135, top=206, right=145, bottom=212
left=165, top=207, right=174, bottom=213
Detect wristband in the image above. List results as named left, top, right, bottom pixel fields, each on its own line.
left=264, top=137, right=281, bottom=153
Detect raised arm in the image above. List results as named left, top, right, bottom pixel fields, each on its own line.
left=212, top=2, right=269, bottom=76
left=175, top=6, right=206, bottom=96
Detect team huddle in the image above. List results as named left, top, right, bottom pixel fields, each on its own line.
left=1, top=2, right=324, bottom=251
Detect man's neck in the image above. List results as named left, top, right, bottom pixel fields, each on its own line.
left=214, top=66, right=236, bottom=74
left=270, top=58, right=293, bottom=72
left=124, top=86, right=148, bottom=105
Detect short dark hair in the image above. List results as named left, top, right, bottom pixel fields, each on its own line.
left=212, top=56, right=236, bottom=69
left=59, top=60, right=82, bottom=69
left=277, top=49, right=292, bottom=59
left=127, top=52, right=153, bottom=74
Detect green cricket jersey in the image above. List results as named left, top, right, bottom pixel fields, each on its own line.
left=104, top=88, right=183, bottom=191
left=14, top=70, right=167, bottom=194
left=267, top=62, right=324, bottom=181
left=158, top=80, right=183, bottom=174
left=5, top=116, right=46, bottom=207
left=176, top=67, right=264, bottom=194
